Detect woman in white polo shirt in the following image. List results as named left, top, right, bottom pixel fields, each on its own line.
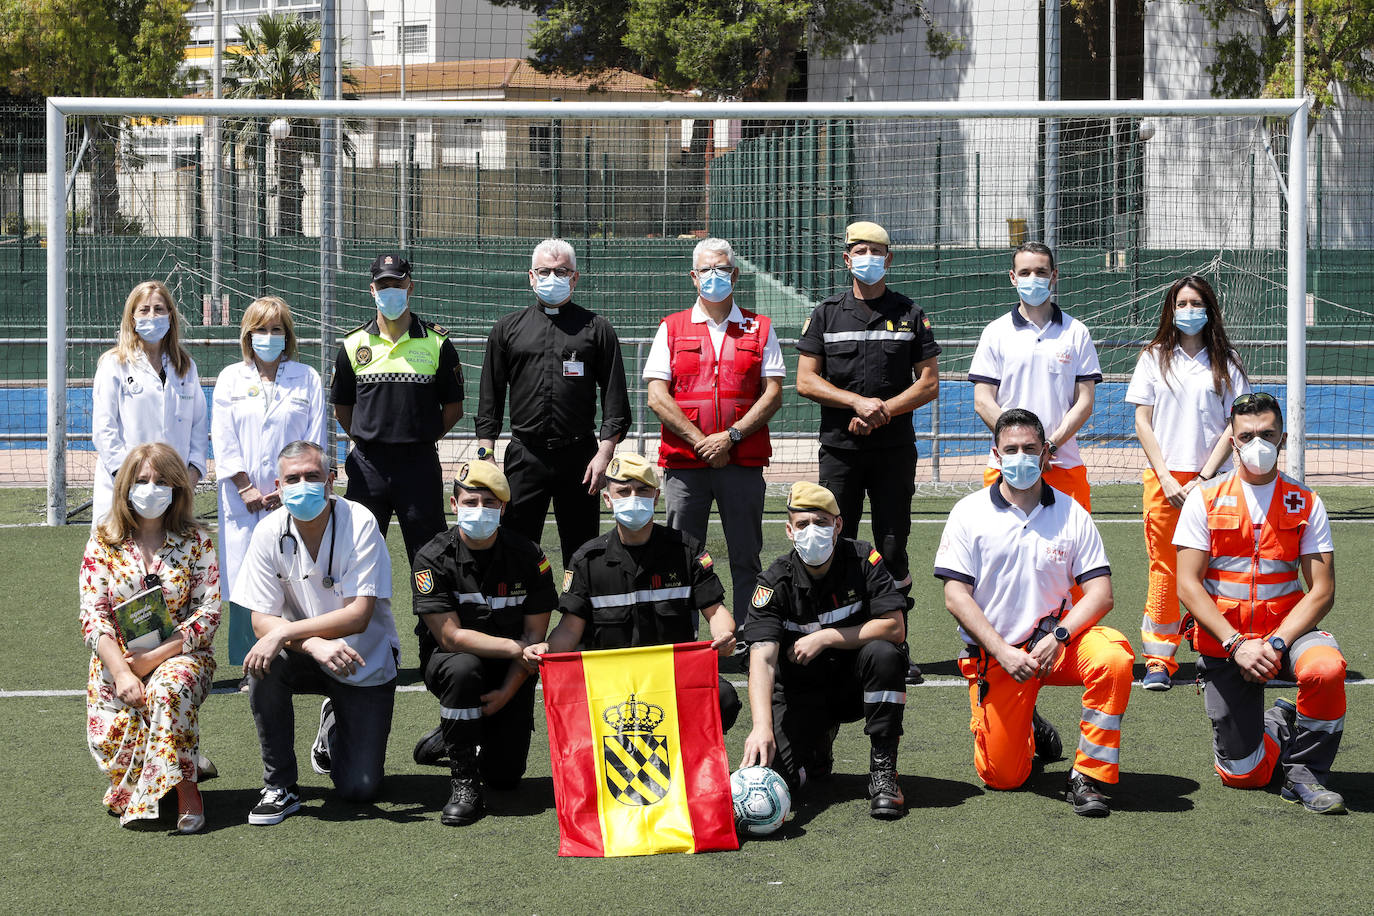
left=1125, top=276, right=1249, bottom=691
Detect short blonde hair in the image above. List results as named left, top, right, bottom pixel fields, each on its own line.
left=97, top=443, right=199, bottom=543
left=109, top=281, right=193, bottom=377
left=239, top=296, right=299, bottom=363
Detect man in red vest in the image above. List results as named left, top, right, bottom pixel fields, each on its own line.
left=1176, top=391, right=1345, bottom=813
left=644, top=237, right=785, bottom=624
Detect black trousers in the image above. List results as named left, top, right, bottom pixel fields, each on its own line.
left=818, top=444, right=916, bottom=585
left=421, top=648, right=538, bottom=789
left=767, top=640, right=907, bottom=790
left=502, top=436, right=601, bottom=566
left=345, top=441, right=447, bottom=566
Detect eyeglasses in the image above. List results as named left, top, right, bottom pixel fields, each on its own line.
left=532, top=267, right=574, bottom=279
left=693, top=266, right=733, bottom=279
left=1231, top=391, right=1280, bottom=416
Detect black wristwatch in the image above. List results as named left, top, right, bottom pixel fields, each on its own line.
left=727, top=426, right=743, bottom=444
left=1053, top=625, right=1072, bottom=644
left=1047, top=442, right=1059, bottom=457
left=1268, top=635, right=1287, bottom=653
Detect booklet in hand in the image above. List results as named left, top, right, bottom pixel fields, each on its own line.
left=112, top=586, right=177, bottom=653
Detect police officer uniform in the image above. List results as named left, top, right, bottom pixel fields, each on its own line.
left=331, top=254, right=464, bottom=564
left=796, top=227, right=941, bottom=593
left=559, top=456, right=740, bottom=730
left=410, top=462, right=557, bottom=823
left=744, top=482, right=908, bottom=811
left=476, top=299, right=631, bottom=565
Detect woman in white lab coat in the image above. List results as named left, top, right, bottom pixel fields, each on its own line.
left=91, top=281, right=209, bottom=527
left=212, top=296, right=326, bottom=664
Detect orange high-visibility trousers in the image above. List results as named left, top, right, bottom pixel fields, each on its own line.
left=1140, top=469, right=1198, bottom=676
left=957, top=626, right=1134, bottom=790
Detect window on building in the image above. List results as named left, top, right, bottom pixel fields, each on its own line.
left=400, top=23, right=427, bottom=55
left=370, top=11, right=385, bottom=38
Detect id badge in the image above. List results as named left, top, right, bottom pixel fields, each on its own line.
left=563, top=360, right=585, bottom=377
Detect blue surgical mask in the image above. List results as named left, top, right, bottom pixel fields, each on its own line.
left=698, top=272, right=733, bottom=303
left=252, top=332, right=286, bottom=362
left=282, top=480, right=329, bottom=521
left=373, top=287, right=409, bottom=320
left=999, top=452, right=1043, bottom=491
left=135, top=314, right=170, bottom=343
left=849, top=254, right=886, bottom=285
left=534, top=273, right=572, bottom=306
left=791, top=523, right=836, bottom=567
left=611, top=495, right=655, bottom=531
left=1016, top=276, right=1053, bottom=307
left=457, top=505, right=501, bottom=541
left=1173, top=307, right=1209, bottom=336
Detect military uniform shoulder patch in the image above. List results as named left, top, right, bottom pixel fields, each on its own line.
left=355, top=345, right=373, bottom=367
left=922, top=315, right=932, bottom=329
left=537, top=555, right=551, bottom=575
left=867, top=549, right=883, bottom=566
left=801, top=317, right=811, bottom=335
left=698, top=551, right=713, bottom=570
left=751, top=585, right=774, bottom=608
left=414, top=569, right=435, bottom=594
left=562, top=570, right=574, bottom=591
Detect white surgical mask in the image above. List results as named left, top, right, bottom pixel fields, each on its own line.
left=135, top=314, right=170, bottom=343
left=610, top=495, right=655, bottom=531
left=129, top=482, right=174, bottom=519
left=1236, top=436, right=1279, bottom=474
left=791, top=523, right=836, bottom=567
left=457, top=505, right=501, bottom=541
left=849, top=254, right=886, bottom=285
left=534, top=273, right=572, bottom=306
left=999, top=452, right=1043, bottom=491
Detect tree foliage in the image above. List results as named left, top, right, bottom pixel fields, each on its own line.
left=1195, top=0, right=1374, bottom=116
left=491, top=0, right=963, bottom=101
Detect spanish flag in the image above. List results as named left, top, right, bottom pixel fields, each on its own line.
left=542, top=641, right=739, bottom=857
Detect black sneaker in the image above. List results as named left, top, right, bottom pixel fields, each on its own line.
left=311, top=699, right=333, bottom=776
left=1065, top=770, right=1110, bottom=817
left=905, top=662, right=924, bottom=686
left=413, top=725, right=449, bottom=768
left=248, top=785, right=302, bottom=826
left=1032, top=707, right=1063, bottom=762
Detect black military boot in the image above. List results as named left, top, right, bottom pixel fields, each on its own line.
left=441, top=748, right=485, bottom=826
left=867, top=739, right=906, bottom=820
left=412, top=725, right=448, bottom=767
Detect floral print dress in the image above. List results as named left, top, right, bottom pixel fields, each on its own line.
left=79, top=527, right=220, bottom=824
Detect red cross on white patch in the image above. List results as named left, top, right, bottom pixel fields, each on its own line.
left=1284, top=491, right=1305, bottom=513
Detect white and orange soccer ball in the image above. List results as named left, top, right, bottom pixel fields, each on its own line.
left=730, top=766, right=790, bottom=836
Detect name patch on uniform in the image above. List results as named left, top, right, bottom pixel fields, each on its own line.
left=563, top=570, right=574, bottom=591
left=1215, top=495, right=1238, bottom=507
left=751, top=585, right=774, bottom=608
left=563, top=360, right=585, bottom=377
left=698, top=552, right=713, bottom=570
left=415, top=569, right=435, bottom=594
left=867, top=549, right=883, bottom=566
left=355, top=345, right=373, bottom=366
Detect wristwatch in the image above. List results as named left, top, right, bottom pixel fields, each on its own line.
left=727, top=426, right=743, bottom=444
left=475, top=446, right=494, bottom=461
left=1053, top=625, right=1071, bottom=644
left=1267, top=635, right=1287, bottom=653
left=1047, top=442, right=1059, bottom=457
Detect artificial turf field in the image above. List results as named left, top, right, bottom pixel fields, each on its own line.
left=3, top=484, right=1373, bottom=915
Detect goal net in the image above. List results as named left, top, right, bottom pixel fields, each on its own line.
left=30, top=97, right=1364, bottom=524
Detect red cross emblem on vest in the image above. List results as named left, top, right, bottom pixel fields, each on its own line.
left=1284, top=491, right=1305, bottom=513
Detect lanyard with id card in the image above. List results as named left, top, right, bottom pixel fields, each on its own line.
left=563, top=351, right=584, bottom=378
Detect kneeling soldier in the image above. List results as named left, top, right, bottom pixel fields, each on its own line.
left=410, top=461, right=556, bottom=825
left=740, top=482, right=910, bottom=819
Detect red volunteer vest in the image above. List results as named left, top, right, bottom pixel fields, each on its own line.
left=1194, top=471, right=1314, bottom=657
left=657, top=307, right=772, bottom=469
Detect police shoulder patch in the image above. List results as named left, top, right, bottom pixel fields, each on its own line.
left=562, top=570, right=574, bottom=591
left=427, top=320, right=450, bottom=336
left=414, top=569, right=435, bottom=595
left=751, top=585, right=774, bottom=608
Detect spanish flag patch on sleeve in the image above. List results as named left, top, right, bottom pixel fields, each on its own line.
left=698, top=552, right=713, bottom=570
left=537, top=555, right=551, bottom=575
left=868, top=549, right=883, bottom=566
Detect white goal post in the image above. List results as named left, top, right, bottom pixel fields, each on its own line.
left=44, top=95, right=1310, bottom=526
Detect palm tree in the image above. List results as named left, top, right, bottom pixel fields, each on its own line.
left=225, top=13, right=357, bottom=236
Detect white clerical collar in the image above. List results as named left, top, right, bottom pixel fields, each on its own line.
left=690, top=302, right=744, bottom=326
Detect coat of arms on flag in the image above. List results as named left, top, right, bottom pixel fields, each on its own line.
left=541, top=642, right=739, bottom=857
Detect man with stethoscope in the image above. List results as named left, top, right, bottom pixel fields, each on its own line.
left=234, top=440, right=400, bottom=826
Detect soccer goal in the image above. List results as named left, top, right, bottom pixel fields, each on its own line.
left=34, top=95, right=1345, bottom=525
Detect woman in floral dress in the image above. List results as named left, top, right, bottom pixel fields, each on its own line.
left=79, top=442, right=221, bottom=832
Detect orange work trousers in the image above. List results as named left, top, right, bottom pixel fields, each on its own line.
left=1140, top=469, right=1197, bottom=675
left=957, top=626, right=1134, bottom=790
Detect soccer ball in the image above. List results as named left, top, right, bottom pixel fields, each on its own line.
left=730, top=766, right=790, bottom=836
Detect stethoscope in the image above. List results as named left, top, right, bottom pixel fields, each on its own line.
left=277, top=504, right=337, bottom=589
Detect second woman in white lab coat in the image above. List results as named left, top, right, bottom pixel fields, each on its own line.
left=212, top=296, right=327, bottom=664
left=91, top=281, right=208, bottom=527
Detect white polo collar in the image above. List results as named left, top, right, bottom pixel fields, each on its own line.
left=690, top=302, right=744, bottom=326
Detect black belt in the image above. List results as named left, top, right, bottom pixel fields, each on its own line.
left=514, top=434, right=592, bottom=451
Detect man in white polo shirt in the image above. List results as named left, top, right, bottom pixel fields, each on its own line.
left=969, top=242, right=1101, bottom=510
left=644, top=237, right=785, bottom=623
left=934, top=408, right=1133, bottom=816
left=237, top=440, right=400, bottom=825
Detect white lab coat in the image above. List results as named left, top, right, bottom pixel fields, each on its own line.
left=211, top=358, right=327, bottom=604
left=91, top=350, right=208, bottom=526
